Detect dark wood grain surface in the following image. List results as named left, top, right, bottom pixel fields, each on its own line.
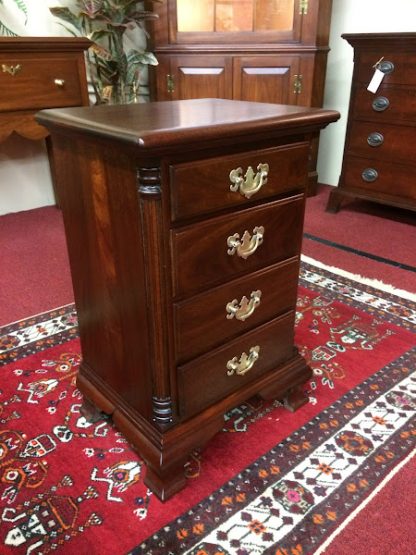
left=327, top=33, right=416, bottom=213
left=36, top=98, right=340, bottom=149
left=39, top=98, right=339, bottom=500
left=147, top=0, right=333, bottom=194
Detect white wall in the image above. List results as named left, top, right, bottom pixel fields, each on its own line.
left=0, top=0, right=72, bottom=215
left=317, top=0, right=416, bottom=186
left=2, top=1, right=416, bottom=214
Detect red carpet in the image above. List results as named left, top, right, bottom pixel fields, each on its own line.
left=321, top=449, right=416, bottom=555
left=303, top=186, right=416, bottom=295
left=1, top=263, right=415, bottom=554
left=1, top=186, right=414, bottom=327
left=0, top=206, right=74, bottom=326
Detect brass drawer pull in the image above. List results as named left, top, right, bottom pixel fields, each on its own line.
left=226, top=345, right=260, bottom=376
left=1, top=64, right=22, bottom=76
left=227, top=226, right=264, bottom=259
left=226, top=290, right=262, bottom=321
left=362, top=168, right=378, bottom=182
left=367, top=132, right=384, bottom=147
left=229, top=163, right=269, bottom=199
left=54, top=78, right=65, bottom=87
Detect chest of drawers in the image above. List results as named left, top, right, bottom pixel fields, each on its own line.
left=0, top=37, right=90, bottom=141
left=327, top=33, right=416, bottom=213
left=0, top=37, right=90, bottom=204
left=36, top=99, right=339, bottom=500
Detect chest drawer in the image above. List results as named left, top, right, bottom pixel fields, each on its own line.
left=171, top=194, right=305, bottom=298
left=174, top=257, right=299, bottom=362
left=347, top=121, right=416, bottom=164
left=351, top=86, right=416, bottom=125
left=355, top=51, right=416, bottom=86
left=169, top=142, right=309, bottom=221
left=177, top=311, right=295, bottom=419
left=343, top=155, right=416, bottom=201
left=0, top=55, right=84, bottom=112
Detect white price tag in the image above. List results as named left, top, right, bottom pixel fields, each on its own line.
left=367, top=68, right=385, bottom=94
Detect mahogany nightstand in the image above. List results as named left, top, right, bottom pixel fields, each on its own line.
left=37, top=98, right=339, bottom=500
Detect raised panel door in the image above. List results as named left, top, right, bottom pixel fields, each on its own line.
left=233, top=55, right=300, bottom=104
left=168, top=55, right=233, bottom=100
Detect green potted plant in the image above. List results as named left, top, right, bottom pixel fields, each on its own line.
left=50, top=0, right=160, bottom=104
left=0, top=0, right=27, bottom=36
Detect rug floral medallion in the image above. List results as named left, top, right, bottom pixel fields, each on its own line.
left=0, top=262, right=415, bottom=555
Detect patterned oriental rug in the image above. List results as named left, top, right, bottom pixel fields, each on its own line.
left=0, top=262, right=415, bottom=555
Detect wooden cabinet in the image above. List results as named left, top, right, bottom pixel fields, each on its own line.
left=148, top=0, right=333, bottom=193
left=0, top=37, right=90, bottom=142
left=37, top=98, right=339, bottom=500
left=327, top=33, right=416, bottom=214
left=0, top=37, right=90, bottom=205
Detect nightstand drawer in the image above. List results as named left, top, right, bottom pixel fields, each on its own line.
left=171, top=195, right=305, bottom=298
left=170, top=142, right=309, bottom=221
left=174, top=257, right=299, bottom=362
left=344, top=155, right=416, bottom=201
left=348, top=121, right=416, bottom=164
left=177, top=312, right=295, bottom=419
left=0, top=55, right=84, bottom=112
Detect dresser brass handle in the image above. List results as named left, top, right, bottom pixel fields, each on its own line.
left=54, top=78, right=65, bottom=87
left=229, top=163, right=269, bottom=199
left=226, top=290, right=262, bottom=321
left=227, top=226, right=264, bottom=259
left=1, top=64, right=21, bottom=76
left=226, top=346, right=260, bottom=376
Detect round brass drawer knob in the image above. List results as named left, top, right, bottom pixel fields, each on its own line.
left=372, top=96, right=389, bottom=112
left=362, top=168, right=379, bottom=182
left=367, top=132, right=384, bottom=147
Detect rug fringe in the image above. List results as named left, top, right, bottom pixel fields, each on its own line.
left=301, top=255, right=416, bottom=302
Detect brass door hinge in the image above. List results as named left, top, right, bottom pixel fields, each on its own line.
left=299, top=0, right=308, bottom=15
left=166, top=74, right=175, bottom=93
left=293, top=74, right=303, bottom=94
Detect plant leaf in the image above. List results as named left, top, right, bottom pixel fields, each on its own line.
left=0, top=20, right=18, bottom=36
left=49, top=7, right=83, bottom=33
left=14, top=0, right=27, bottom=20
left=127, top=49, right=158, bottom=66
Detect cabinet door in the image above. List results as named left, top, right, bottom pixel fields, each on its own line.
left=167, top=55, right=233, bottom=100
left=170, top=0, right=303, bottom=45
left=233, top=56, right=301, bottom=104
